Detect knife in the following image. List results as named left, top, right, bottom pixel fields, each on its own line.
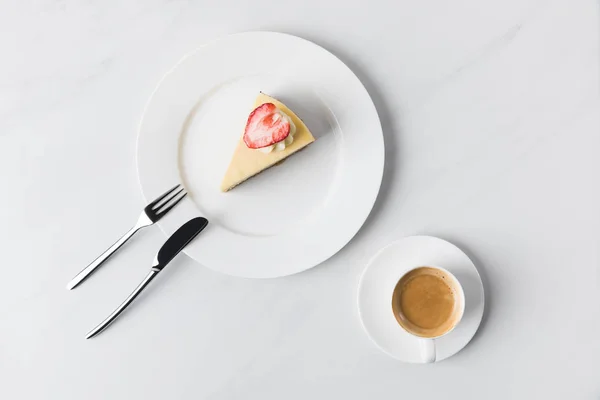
left=86, top=217, right=209, bottom=339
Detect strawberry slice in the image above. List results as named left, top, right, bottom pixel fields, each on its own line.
left=243, top=103, right=291, bottom=149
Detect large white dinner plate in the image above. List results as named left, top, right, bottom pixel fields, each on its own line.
left=137, top=32, right=383, bottom=278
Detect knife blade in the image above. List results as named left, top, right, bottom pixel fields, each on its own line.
left=154, top=217, right=209, bottom=270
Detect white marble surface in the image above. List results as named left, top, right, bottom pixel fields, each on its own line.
left=1, top=0, right=599, bottom=398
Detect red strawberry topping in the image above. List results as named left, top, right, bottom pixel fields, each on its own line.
left=243, top=103, right=291, bottom=149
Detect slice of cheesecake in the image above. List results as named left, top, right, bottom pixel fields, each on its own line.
left=220, top=93, right=315, bottom=192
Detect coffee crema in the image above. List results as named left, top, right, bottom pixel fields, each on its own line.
left=392, top=267, right=462, bottom=338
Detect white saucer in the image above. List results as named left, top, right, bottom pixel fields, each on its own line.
left=136, top=32, right=384, bottom=278
left=357, top=236, right=485, bottom=363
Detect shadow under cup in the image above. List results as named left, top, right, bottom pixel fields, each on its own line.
left=391, top=266, right=465, bottom=338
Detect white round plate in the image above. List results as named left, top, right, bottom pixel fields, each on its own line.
left=358, top=236, right=485, bottom=363
left=137, top=32, right=384, bottom=278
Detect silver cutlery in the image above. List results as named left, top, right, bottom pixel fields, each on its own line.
left=66, top=184, right=187, bottom=290
left=86, top=217, right=209, bottom=339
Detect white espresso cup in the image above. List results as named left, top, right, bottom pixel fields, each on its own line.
left=391, top=266, right=465, bottom=363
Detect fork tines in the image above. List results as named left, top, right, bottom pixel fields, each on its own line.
left=146, top=184, right=187, bottom=220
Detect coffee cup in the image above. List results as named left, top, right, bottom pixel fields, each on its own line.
left=391, top=266, right=465, bottom=363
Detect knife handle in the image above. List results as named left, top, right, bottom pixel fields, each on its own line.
left=86, top=268, right=160, bottom=339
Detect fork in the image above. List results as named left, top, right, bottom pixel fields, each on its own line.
left=66, top=184, right=187, bottom=290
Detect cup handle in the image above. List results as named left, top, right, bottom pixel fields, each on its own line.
left=419, top=339, right=436, bottom=363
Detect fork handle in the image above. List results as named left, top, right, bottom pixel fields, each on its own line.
left=86, top=268, right=160, bottom=339
left=66, top=225, right=142, bottom=290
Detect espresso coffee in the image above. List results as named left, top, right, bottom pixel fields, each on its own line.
left=392, top=267, right=461, bottom=338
